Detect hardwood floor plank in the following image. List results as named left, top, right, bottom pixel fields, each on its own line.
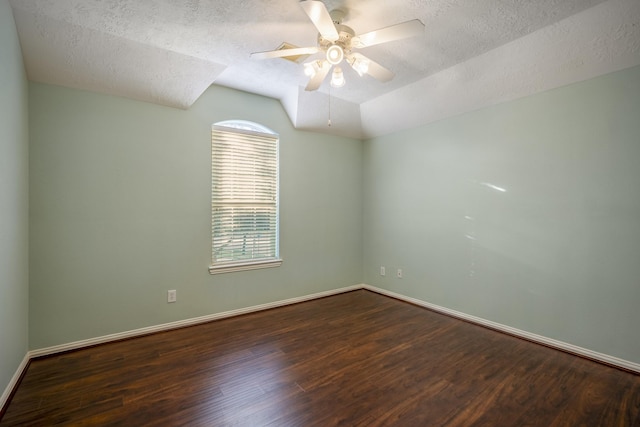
left=2, top=290, right=639, bottom=426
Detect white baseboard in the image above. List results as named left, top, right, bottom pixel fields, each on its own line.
left=2, top=284, right=361, bottom=411
left=4, top=282, right=638, bottom=413
left=0, top=352, right=30, bottom=415
left=29, top=284, right=364, bottom=358
left=362, top=284, right=640, bottom=374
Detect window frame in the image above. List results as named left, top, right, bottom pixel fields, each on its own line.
left=209, top=120, right=282, bottom=275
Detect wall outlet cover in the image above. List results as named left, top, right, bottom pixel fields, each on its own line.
left=168, top=290, right=177, bottom=303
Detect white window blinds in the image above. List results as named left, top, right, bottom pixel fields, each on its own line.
left=210, top=122, right=281, bottom=274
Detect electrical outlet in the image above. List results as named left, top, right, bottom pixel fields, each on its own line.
left=167, top=290, right=177, bottom=303
left=380, top=266, right=386, bottom=276
left=397, top=269, right=403, bottom=279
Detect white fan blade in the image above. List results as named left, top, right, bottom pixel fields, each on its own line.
left=364, top=59, right=395, bottom=82
left=251, top=46, right=319, bottom=60
left=352, top=19, right=424, bottom=48
left=348, top=52, right=395, bottom=82
left=305, top=61, right=331, bottom=91
left=300, top=1, right=339, bottom=42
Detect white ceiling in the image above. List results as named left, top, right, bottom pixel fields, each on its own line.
left=9, top=0, right=640, bottom=139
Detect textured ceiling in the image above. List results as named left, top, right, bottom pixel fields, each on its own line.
left=9, top=0, right=640, bottom=138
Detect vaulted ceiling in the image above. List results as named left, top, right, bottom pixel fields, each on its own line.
left=9, top=0, right=640, bottom=139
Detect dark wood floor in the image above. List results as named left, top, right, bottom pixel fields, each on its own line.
left=2, top=290, right=639, bottom=426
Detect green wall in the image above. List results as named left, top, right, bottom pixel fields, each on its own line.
left=0, top=0, right=29, bottom=397
left=20, top=33, right=640, bottom=368
left=363, top=65, right=640, bottom=364
left=29, top=83, right=363, bottom=348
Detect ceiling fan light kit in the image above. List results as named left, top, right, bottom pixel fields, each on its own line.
left=304, top=60, right=321, bottom=77
left=348, top=55, right=370, bottom=77
left=250, top=0, right=424, bottom=91
left=326, top=44, right=344, bottom=65
left=330, top=66, right=346, bottom=88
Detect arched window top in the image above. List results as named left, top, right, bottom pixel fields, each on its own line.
left=213, top=120, right=277, bottom=136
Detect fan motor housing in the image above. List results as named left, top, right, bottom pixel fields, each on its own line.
left=318, top=24, right=355, bottom=53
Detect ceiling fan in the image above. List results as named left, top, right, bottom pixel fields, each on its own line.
left=251, top=0, right=424, bottom=91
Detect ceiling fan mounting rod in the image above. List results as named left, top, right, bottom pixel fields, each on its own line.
left=329, top=9, right=346, bottom=25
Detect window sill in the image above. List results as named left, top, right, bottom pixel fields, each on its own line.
left=209, top=259, right=283, bottom=275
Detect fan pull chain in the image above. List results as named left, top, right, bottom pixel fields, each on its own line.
left=328, top=85, right=332, bottom=127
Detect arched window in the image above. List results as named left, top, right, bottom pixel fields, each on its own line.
left=209, top=120, right=281, bottom=274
